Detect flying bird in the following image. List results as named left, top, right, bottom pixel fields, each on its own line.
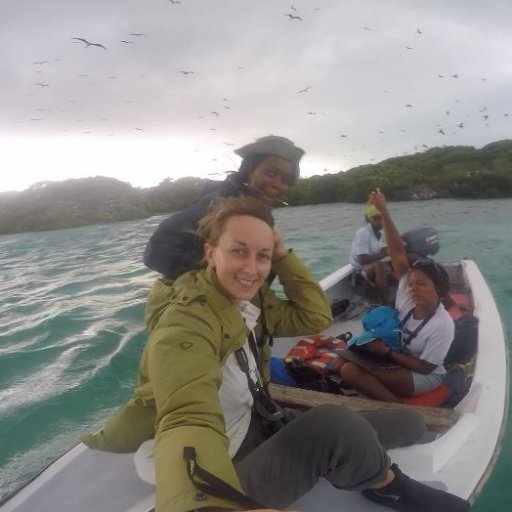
left=169, top=0, right=181, bottom=4
left=285, top=13, right=302, bottom=20
left=36, top=82, right=50, bottom=87
left=179, top=70, right=194, bottom=75
left=211, top=111, right=220, bottom=117
left=405, top=46, right=413, bottom=50
left=405, top=104, right=413, bottom=108
left=71, top=37, right=107, bottom=50
left=298, top=86, right=311, bottom=93
left=450, top=74, right=459, bottom=78
left=32, top=61, right=48, bottom=66
left=457, top=122, right=464, bottom=128
left=120, top=40, right=134, bottom=44
left=416, top=28, right=423, bottom=35
left=290, top=5, right=297, bottom=11
left=130, top=33, right=146, bottom=37
left=363, top=26, right=371, bottom=31
left=437, top=128, right=445, bottom=135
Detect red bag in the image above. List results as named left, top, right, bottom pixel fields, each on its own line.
left=284, top=335, right=347, bottom=375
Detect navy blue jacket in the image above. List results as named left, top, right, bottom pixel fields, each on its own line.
left=143, top=178, right=243, bottom=279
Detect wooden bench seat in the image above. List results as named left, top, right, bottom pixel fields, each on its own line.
left=269, top=383, right=459, bottom=433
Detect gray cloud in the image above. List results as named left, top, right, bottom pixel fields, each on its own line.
left=1, top=0, right=511, bottom=191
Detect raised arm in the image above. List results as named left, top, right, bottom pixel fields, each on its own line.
left=261, top=248, right=332, bottom=337
left=368, top=188, right=409, bottom=281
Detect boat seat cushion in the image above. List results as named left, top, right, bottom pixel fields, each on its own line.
left=134, top=438, right=156, bottom=485
left=402, top=383, right=450, bottom=407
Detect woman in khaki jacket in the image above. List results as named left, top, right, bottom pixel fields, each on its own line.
left=84, top=197, right=468, bottom=512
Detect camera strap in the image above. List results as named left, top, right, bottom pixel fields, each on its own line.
left=235, top=335, right=285, bottom=423
left=183, top=446, right=265, bottom=510
left=401, top=303, right=439, bottom=347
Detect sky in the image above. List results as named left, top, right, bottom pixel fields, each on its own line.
left=1, top=0, right=511, bottom=193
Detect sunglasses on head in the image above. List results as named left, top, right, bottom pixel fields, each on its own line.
left=411, top=258, right=442, bottom=274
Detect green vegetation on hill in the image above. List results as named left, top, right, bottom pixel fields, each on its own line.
left=1, top=140, right=511, bottom=235
left=288, top=139, right=512, bottom=204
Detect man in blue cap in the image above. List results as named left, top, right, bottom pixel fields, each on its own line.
left=349, top=204, right=389, bottom=303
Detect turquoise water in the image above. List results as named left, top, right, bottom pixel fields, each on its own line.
left=0, top=198, right=511, bottom=509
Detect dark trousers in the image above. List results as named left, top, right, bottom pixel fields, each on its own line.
left=234, top=404, right=425, bottom=509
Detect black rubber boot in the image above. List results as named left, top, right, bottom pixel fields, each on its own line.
left=362, top=464, right=470, bottom=511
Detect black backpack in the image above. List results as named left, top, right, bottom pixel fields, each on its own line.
left=442, top=315, right=479, bottom=407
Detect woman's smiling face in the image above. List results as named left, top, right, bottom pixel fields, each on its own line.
left=204, top=214, right=274, bottom=301
left=247, top=155, right=294, bottom=205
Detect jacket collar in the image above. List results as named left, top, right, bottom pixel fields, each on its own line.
left=197, top=266, right=237, bottom=312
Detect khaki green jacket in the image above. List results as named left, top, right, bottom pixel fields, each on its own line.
left=83, top=250, right=332, bottom=512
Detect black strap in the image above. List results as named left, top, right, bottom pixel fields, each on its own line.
left=234, top=346, right=262, bottom=400
left=183, top=446, right=265, bottom=510
left=401, top=304, right=438, bottom=347
left=258, top=289, right=274, bottom=347
left=235, top=346, right=285, bottom=424
left=247, top=331, right=264, bottom=380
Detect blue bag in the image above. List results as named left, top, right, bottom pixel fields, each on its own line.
left=270, top=356, right=298, bottom=386
left=347, top=306, right=402, bottom=351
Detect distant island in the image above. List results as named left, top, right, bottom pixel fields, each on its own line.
left=1, top=139, right=511, bottom=235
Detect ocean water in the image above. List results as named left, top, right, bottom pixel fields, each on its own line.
left=0, top=198, right=511, bottom=510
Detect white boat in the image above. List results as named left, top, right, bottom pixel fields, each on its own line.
left=270, top=259, right=508, bottom=511
left=0, top=260, right=507, bottom=512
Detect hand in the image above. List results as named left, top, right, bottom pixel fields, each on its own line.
left=364, top=339, right=389, bottom=356
left=368, top=187, right=388, bottom=215
left=331, top=355, right=347, bottom=373
left=272, top=226, right=288, bottom=261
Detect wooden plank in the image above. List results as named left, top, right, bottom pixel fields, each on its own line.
left=269, top=383, right=459, bottom=433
